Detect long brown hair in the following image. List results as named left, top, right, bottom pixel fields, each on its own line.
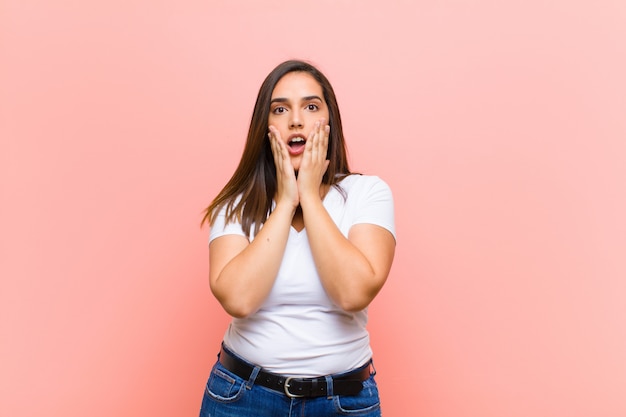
left=202, top=60, right=352, bottom=237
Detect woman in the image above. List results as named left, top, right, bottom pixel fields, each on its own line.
left=199, top=60, right=396, bottom=417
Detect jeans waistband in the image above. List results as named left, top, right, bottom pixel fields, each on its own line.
left=219, top=344, right=371, bottom=398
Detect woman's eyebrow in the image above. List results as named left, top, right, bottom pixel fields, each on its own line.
left=270, top=95, right=323, bottom=104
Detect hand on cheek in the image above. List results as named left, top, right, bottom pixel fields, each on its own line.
left=298, top=119, right=330, bottom=200
left=268, top=125, right=299, bottom=208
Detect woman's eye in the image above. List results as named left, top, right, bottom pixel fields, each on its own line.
left=306, top=104, right=318, bottom=111
left=273, top=106, right=286, bottom=114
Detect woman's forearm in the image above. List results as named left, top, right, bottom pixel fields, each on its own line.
left=300, top=195, right=395, bottom=312
left=209, top=203, right=295, bottom=318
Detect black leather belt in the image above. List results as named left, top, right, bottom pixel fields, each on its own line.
left=219, top=345, right=371, bottom=398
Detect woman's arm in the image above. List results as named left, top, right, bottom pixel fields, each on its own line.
left=210, top=126, right=300, bottom=318
left=301, top=195, right=395, bottom=312
left=209, top=202, right=295, bottom=318
left=297, top=121, right=395, bottom=311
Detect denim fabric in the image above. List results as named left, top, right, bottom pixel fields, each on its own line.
left=199, top=357, right=382, bottom=417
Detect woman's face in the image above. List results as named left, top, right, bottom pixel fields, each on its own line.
left=268, top=71, right=330, bottom=171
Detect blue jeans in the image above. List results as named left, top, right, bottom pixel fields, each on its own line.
left=198, top=353, right=382, bottom=417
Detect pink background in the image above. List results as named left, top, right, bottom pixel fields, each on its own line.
left=1, top=1, right=625, bottom=416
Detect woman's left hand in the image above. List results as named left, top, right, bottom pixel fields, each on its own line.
left=297, top=119, right=330, bottom=202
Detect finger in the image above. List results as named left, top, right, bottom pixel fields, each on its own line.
left=268, top=124, right=282, bottom=141
left=268, top=126, right=288, bottom=162
left=318, top=119, right=329, bottom=161
left=323, top=123, right=330, bottom=148
left=305, top=121, right=319, bottom=152
left=319, top=119, right=329, bottom=158
left=312, top=119, right=327, bottom=162
left=312, top=120, right=326, bottom=161
left=268, top=130, right=281, bottom=165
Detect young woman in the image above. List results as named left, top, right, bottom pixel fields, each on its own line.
left=199, top=60, right=396, bottom=417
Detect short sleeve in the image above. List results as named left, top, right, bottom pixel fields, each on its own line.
left=352, top=176, right=396, bottom=241
left=209, top=203, right=247, bottom=244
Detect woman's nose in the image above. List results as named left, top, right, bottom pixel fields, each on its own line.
left=289, top=111, right=303, bottom=129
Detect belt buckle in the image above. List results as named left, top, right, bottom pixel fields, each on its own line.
left=283, top=377, right=305, bottom=398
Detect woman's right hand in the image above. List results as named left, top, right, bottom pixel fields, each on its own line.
left=268, top=125, right=299, bottom=209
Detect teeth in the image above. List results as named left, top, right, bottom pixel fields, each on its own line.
left=290, top=137, right=305, bottom=143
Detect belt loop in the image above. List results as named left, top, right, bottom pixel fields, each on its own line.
left=370, top=358, right=376, bottom=377
left=324, top=375, right=334, bottom=399
left=246, top=365, right=261, bottom=390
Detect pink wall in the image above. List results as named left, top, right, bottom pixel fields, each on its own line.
left=1, top=1, right=625, bottom=416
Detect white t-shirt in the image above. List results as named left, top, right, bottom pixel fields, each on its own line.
left=209, top=174, right=395, bottom=377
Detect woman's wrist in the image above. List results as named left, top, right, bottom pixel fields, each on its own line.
left=298, top=191, right=323, bottom=210
left=273, top=200, right=298, bottom=217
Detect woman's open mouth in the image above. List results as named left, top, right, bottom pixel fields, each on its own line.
left=287, top=135, right=306, bottom=155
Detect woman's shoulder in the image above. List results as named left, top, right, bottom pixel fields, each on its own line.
left=338, top=173, right=391, bottom=192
